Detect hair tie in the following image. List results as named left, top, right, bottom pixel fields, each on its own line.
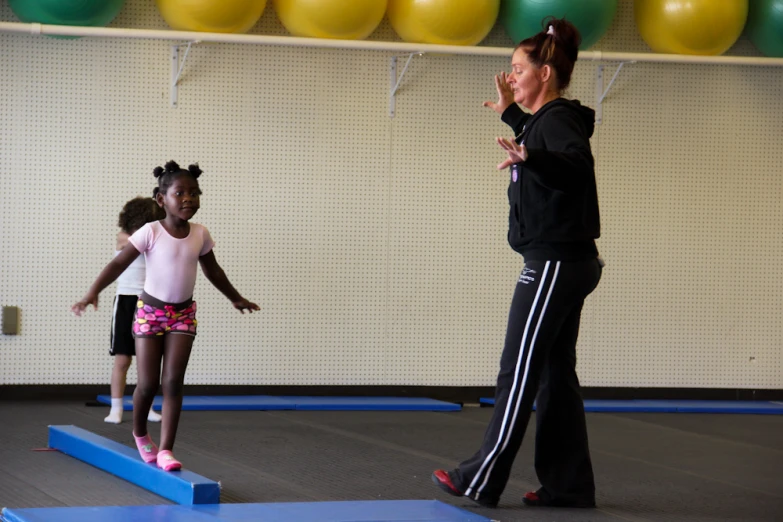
left=547, top=25, right=555, bottom=37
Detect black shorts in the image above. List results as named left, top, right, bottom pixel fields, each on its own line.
left=110, top=294, right=138, bottom=356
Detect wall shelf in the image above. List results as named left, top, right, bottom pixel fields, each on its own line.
left=3, top=21, right=783, bottom=67
left=2, top=20, right=780, bottom=116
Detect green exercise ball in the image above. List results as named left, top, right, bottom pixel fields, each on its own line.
left=500, top=0, right=618, bottom=50
left=8, top=0, right=126, bottom=38
left=746, top=0, right=783, bottom=57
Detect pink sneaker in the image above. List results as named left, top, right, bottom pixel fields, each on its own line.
left=133, top=432, right=158, bottom=463
left=157, top=450, right=181, bottom=471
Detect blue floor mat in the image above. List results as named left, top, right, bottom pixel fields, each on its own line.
left=478, top=398, right=783, bottom=414
left=1, top=500, right=490, bottom=522
left=96, top=395, right=461, bottom=412
left=278, top=396, right=461, bottom=411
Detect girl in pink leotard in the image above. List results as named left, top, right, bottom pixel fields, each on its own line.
left=73, top=161, right=259, bottom=471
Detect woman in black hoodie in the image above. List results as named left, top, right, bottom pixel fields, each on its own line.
left=432, top=17, right=603, bottom=510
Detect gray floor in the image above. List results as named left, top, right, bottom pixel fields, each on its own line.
left=0, top=400, right=782, bottom=521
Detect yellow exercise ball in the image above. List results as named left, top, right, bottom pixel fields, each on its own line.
left=634, top=0, right=748, bottom=55
left=155, top=0, right=267, bottom=33
left=387, top=0, right=500, bottom=46
left=273, top=0, right=387, bottom=40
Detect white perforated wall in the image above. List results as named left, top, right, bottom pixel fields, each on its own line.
left=1, top=1, right=780, bottom=388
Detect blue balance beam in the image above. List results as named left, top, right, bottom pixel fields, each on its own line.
left=96, top=395, right=461, bottom=412
left=1, top=500, right=491, bottom=522
left=47, top=425, right=220, bottom=505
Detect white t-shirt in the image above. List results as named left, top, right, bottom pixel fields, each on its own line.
left=115, top=250, right=146, bottom=296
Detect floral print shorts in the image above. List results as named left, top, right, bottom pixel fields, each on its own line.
left=132, top=292, right=197, bottom=338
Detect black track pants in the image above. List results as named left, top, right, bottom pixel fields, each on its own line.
left=454, top=257, right=602, bottom=505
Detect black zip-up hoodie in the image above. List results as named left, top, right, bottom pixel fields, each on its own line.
left=501, top=98, right=600, bottom=261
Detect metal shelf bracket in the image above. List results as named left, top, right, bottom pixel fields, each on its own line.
left=595, top=61, right=635, bottom=124
left=389, top=52, right=423, bottom=118
left=171, top=41, right=199, bottom=108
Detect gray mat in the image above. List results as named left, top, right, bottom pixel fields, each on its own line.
left=0, top=401, right=781, bottom=521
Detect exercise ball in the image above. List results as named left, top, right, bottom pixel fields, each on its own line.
left=273, top=0, right=387, bottom=40
left=634, top=0, right=748, bottom=55
left=8, top=0, right=125, bottom=27
left=155, top=0, right=267, bottom=33
left=500, top=0, right=618, bottom=50
left=387, top=0, right=500, bottom=46
left=745, top=0, right=783, bottom=57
